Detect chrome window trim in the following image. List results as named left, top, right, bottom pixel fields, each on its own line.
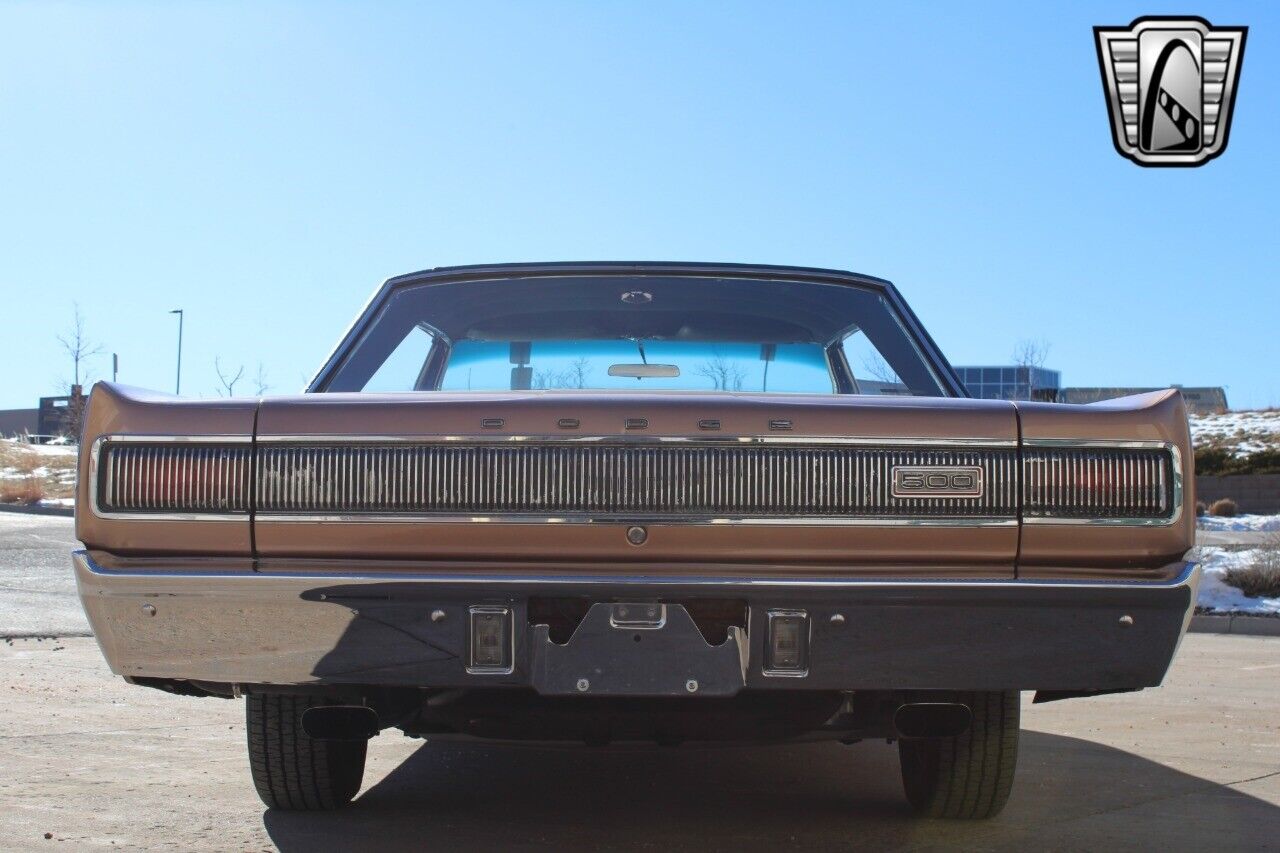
left=304, top=264, right=967, bottom=397
left=1020, top=439, right=1182, bottom=527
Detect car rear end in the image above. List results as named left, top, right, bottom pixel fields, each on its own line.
left=70, top=263, right=1198, bottom=817
left=75, top=384, right=1195, bottom=699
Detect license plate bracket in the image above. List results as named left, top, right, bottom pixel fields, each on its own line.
left=530, top=602, right=748, bottom=697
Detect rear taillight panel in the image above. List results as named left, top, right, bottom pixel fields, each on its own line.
left=1022, top=443, right=1179, bottom=523
left=93, top=438, right=251, bottom=517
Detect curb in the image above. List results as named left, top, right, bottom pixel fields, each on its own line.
left=1190, top=613, right=1280, bottom=637
left=0, top=503, right=74, bottom=518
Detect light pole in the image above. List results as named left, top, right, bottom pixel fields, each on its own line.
left=169, top=309, right=184, bottom=394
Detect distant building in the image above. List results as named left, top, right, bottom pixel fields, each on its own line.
left=955, top=366, right=1061, bottom=402
left=0, top=408, right=38, bottom=438
left=0, top=389, right=86, bottom=440
left=955, top=366, right=1227, bottom=414
left=1058, top=386, right=1228, bottom=415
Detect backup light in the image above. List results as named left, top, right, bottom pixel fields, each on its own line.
left=468, top=606, right=513, bottom=673
left=765, top=610, right=809, bottom=675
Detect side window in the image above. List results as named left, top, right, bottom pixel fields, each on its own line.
left=362, top=326, right=436, bottom=392
left=841, top=330, right=911, bottom=396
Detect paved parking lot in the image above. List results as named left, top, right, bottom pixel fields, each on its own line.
left=0, top=512, right=86, bottom=636
left=1, top=633, right=1277, bottom=851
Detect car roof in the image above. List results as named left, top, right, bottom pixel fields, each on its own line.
left=382, top=261, right=894, bottom=292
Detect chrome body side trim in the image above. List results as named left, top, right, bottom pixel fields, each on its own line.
left=252, top=513, right=1019, bottom=527
left=252, top=434, right=1020, bottom=447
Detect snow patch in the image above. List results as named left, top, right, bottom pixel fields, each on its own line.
left=1190, top=410, right=1280, bottom=456
left=1197, top=513, right=1280, bottom=532
left=1195, top=547, right=1280, bottom=615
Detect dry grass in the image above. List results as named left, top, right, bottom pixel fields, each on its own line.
left=0, top=477, right=46, bottom=505
left=1208, top=497, right=1239, bottom=517
left=0, top=440, right=78, bottom=501
left=0, top=442, right=41, bottom=475
left=1223, top=534, right=1280, bottom=599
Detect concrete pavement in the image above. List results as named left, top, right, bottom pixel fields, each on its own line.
left=1, top=633, right=1278, bottom=850
left=0, top=512, right=87, bottom=636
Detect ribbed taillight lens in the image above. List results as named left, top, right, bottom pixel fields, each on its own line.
left=97, top=441, right=251, bottom=514
left=1022, top=446, right=1175, bottom=520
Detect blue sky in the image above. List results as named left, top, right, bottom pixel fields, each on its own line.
left=2, top=1, right=1276, bottom=409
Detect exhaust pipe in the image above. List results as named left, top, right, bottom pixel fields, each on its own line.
left=893, top=702, right=971, bottom=739
left=301, top=705, right=380, bottom=741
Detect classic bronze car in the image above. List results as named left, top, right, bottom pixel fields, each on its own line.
left=73, top=262, right=1197, bottom=819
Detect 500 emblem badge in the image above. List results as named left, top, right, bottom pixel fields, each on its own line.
left=891, top=466, right=984, bottom=498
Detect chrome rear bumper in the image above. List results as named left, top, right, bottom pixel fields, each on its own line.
left=74, top=551, right=1199, bottom=692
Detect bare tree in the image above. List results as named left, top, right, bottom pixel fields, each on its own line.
left=567, top=357, right=591, bottom=389
left=57, top=302, right=104, bottom=389
left=215, top=358, right=245, bottom=397
left=532, top=368, right=562, bottom=390
left=1011, top=339, right=1052, bottom=401
left=532, top=359, right=593, bottom=390
left=696, top=354, right=746, bottom=391
left=860, top=352, right=900, bottom=384
left=251, top=363, right=271, bottom=396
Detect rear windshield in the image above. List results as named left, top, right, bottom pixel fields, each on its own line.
left=440, top=340, right=833, bottom=393
left=322, top=274, right=948, bottom=396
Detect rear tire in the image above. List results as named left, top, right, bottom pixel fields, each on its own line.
left=898, top=691, right=1019, bottom=819
left=246, top=694, right=367, bottom=811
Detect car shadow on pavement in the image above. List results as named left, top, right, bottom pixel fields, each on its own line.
left=263, top=730, right=1280, bottom=851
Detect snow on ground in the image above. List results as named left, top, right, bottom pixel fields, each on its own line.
left=1196, top=547, right=1280, bottom=615
left=1190, top=409, right=1280, bottom=456
left=1197, top=513, right=1280, bottom=532
left=0, top=438, right=77, bottom=466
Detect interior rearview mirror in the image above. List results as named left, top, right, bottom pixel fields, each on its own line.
left=608, top=364, right=680, bottom=379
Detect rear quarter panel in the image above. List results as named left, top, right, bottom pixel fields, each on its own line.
left=75, top=383, right=257, bottom=556
left=1016, top=390, right=1194, bottom=578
